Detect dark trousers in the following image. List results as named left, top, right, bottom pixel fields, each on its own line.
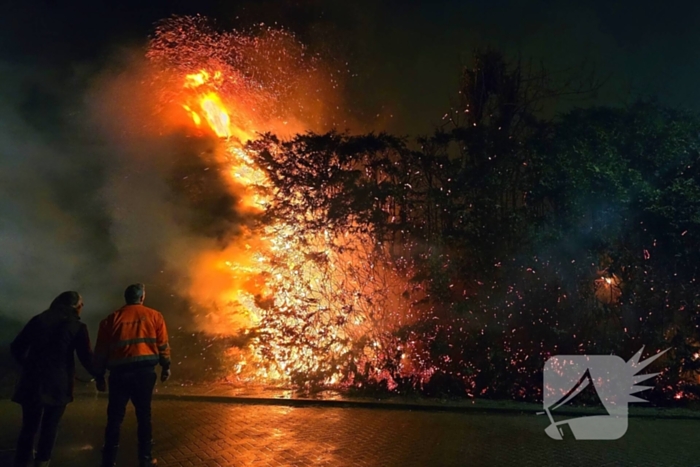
left=14, top=403, right=66, bottom=465
left=103, top=369, right=157, bottom=460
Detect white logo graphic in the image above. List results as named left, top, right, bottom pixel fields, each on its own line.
left=541, top=347, right=668, bottom=440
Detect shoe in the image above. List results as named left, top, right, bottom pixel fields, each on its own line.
left=13, top=448, right=35, bottom=467
left=138, top=458, right=157, bottom=467
left=100, top=445, right=119, bottom=467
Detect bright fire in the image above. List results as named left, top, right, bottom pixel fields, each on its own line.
left=179, top=81, right=414, bottom=384
left=181, top=70, right=248, bottom=140
left=148, top=18, right=419, bottom=387
left=139, top=17, right=683, bottom=401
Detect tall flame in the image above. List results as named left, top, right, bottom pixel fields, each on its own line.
left=200, top=93, right=231, bottom=138
left=181, top=70, right=235, bottom=139
left=147, top=17, right=418, bottom=388
left=176, top=67, right=416, bottom=385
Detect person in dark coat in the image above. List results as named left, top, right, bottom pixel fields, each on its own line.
left=10, top=291, right=105, bottom=467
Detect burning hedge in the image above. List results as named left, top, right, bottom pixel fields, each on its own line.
left=144, top=16, right=428, bottom=389
left=141, top=16, right=700, bottom=402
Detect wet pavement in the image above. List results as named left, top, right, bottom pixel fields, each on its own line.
left=0, top=397, right=698, bottom=467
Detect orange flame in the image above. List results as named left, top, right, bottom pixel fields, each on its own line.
left=200, top=93, right=231, bottom=138
left=183, top=69, right=232, bottom=138
left=181, top=105, right=201, bottom=126
left=181, top=69, right=256, bottom=141
left=174, top=65, right=415, bottom=386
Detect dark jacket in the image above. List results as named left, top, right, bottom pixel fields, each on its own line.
left=10, top=305, right=98, bottom=406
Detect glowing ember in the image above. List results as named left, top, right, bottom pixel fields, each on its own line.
left=595, top=274, right=622, bottom=305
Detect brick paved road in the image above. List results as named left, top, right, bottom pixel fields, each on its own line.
left=0, top=397, right=698, bottom=467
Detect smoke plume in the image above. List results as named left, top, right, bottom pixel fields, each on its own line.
left=0, top=52, right=236, bottom=331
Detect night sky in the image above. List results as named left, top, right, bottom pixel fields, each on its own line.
left=0, top=0, right=699, bottom=326
left=2, top=0, right=699, bottom=134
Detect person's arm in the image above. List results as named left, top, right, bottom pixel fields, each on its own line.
left=10, top=317, right=37, bottom=366
left=155, top=313, right=171, bottom=381
left=93, top=319, right=110, bottom=379
left=75, top=323, right=100, bottom=378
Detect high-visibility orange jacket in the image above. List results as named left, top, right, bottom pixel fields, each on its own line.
left=94, top=304, right=170, bottom=375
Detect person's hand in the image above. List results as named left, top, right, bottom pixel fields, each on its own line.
left=95, top=377, right=107, bottom=392
left=161, top=368, right=171, bottom=382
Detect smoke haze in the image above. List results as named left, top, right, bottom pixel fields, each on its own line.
left=0, top=53, right=233, bottom=331
left=2, top=0, right=699, bottom=333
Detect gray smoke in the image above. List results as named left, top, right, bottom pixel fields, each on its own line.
left=0, top=54, right=238, bottom=333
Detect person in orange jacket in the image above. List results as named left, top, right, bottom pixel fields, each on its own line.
left=94, top=283, right=171, bottom=467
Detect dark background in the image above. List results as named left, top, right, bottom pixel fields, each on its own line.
left=2, top=0, right=700, bottom=135
left=0, top=0, right=698, bottom=335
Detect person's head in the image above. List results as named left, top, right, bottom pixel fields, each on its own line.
left=124, top=283, right=146, bottom=305
left=50, top=291, right=84, bottom=314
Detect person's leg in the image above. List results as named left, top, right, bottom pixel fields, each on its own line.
left=34, top=405, right=66, bottom=463
left=101, top=373, right=131, bottom=467
left=14, top=403, right=42, bottom=467
left=131, top=371, right=157, bottom=462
